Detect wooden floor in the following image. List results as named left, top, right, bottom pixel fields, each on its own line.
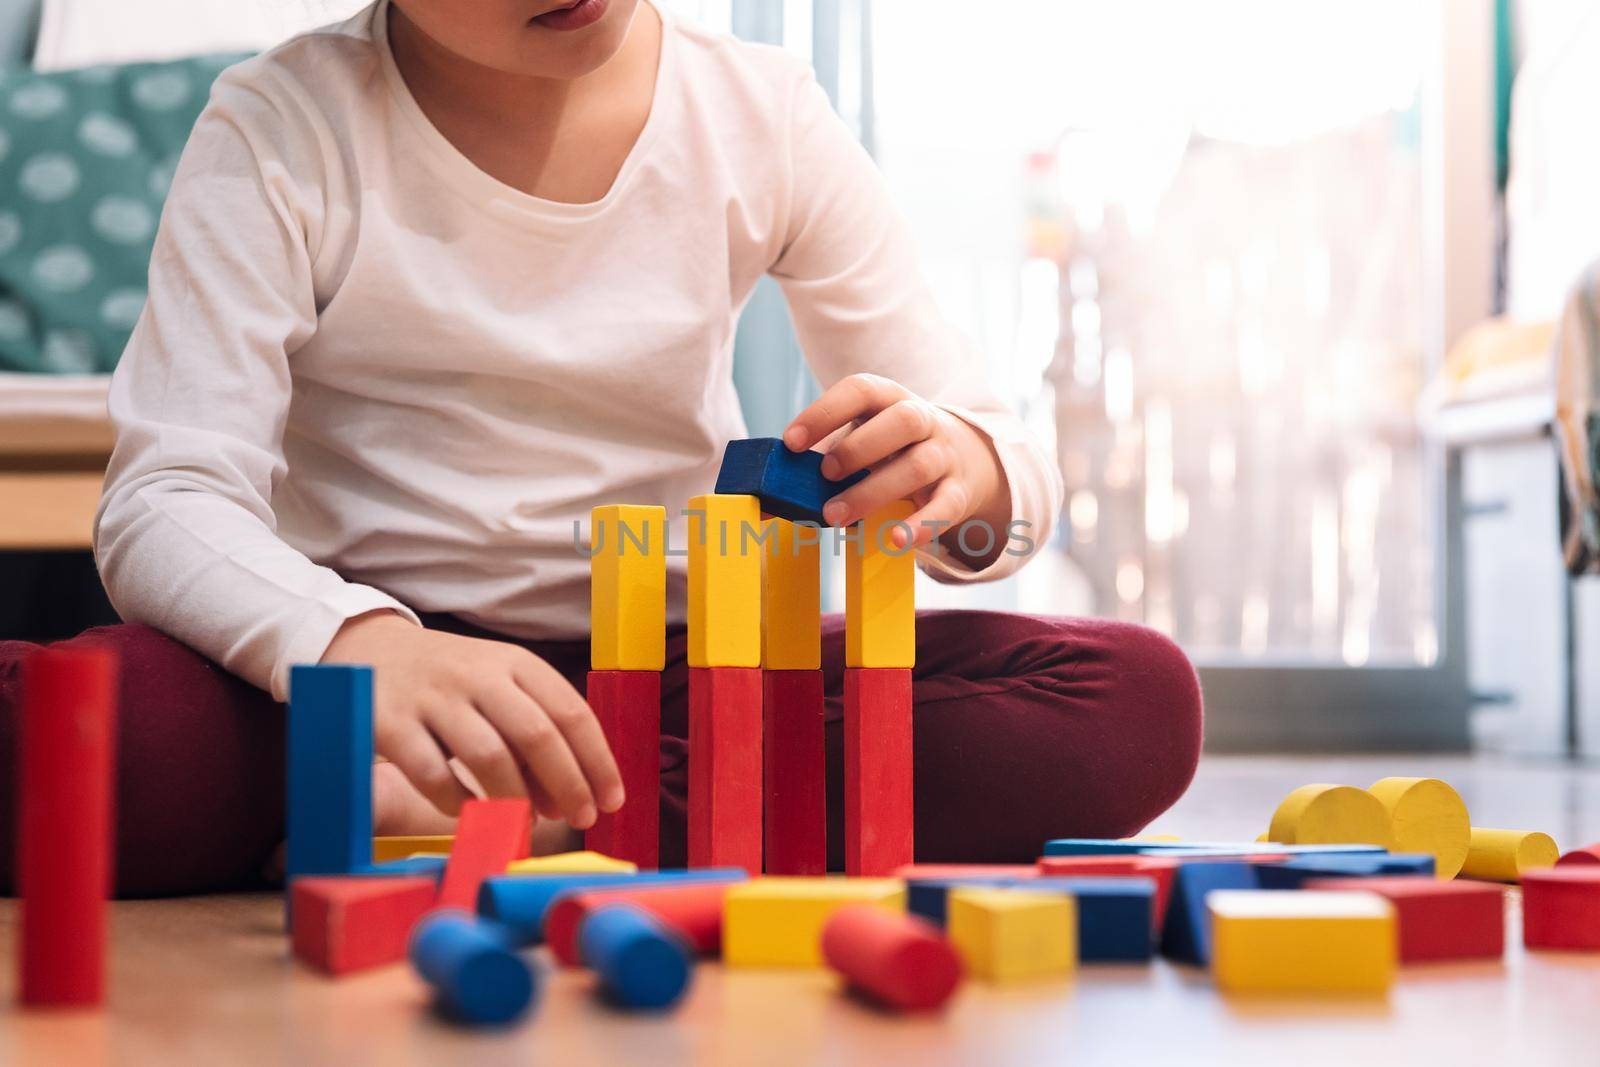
left=4, top=753, right=1600, bottom=1065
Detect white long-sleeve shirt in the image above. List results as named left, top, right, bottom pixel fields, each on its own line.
left=96, top=0, right=1064, bottom=701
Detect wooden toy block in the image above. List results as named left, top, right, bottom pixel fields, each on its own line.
left=1557, top=842, right=1600, bottom=866
left=583, top=669, right=660, bottom=869
left=409, top=911, right=537, bottom=1026
left=946, top=888, right=1076, bottom=983
left=290, top=876, right=436, bottom=975
left=580, top=903, right=694, bottom=1010
left=844, top=666, right=914, bottom=876
left=821, top=905, right=964, bottom=1011
left=1367, top=776, right=1471, bottom=878
left=1255, top=852, right=1435, bottom=890
left=1159, top=860, right=1261, bottom=966
left=1037, top=855, right=1178, bottom=933
left=507, top=850, right=638, bottom=875
left=723, top=877, right=905, bottom=967
left=761, top=517, right=822, bottom=670
left=435, top=798, right=532, bottom=912
left=1042, top=837, right=1382, bottom=858
left=373, top=835, right=454, bottom=863
left=844, top=499, right=916, bottom=668
left=357, top=856, right=449, bottom=882
left=479, top=868, right=747, bottom=945
left=764, top=668, right=826, bottom=875
left=898, top=863, right=1040, bottom=881
left=1268, top=784, right=1394, bottom=849
left=687, top=493, right=762, bottom=668
left=590, top=504, right=667, bottom=671
left=546, top=880, right=741, bottom=966
left=1459, top=827, right=1559, bottom=882
left=1521, top=867, right=1600, bottom=950
left=287, top=664, right=373, bottom=879
left=688, top=666, right=763, bottom=871
left=1301, top=875, right=1504, bottom=962
left=1208, top=889, right=1396, bottom=995
left=714, top=437, right=868, bottom=525
left=18, top=646, right=116, bottom=1007
left=905, top=876, right=1153, bottom=961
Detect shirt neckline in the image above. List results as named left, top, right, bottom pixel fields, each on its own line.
left=372, top=0, right=676, bottom=226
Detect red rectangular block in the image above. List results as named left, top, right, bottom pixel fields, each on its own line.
left=436, top=798, right=532, bottom=912
left=1039, top=855, right=1179, bottom=933
left=291, top=876, right=437, bottom=975
left=1302, top=874, right=1505, bottom=962
left=763, top=669, right=825, bottom=875
left=545, top=880, right=740, bottom=966
left=584, top=670, right=660, bottom=869
left=19, top=646, right=117, bottom=1007
left=844, top=667, right=913, bottom=876
left=688, top=666, right=762, bottom=872
left=1521, top=867, right=1600, bottom=951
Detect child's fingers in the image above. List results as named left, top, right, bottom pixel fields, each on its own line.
left=817, top=398, right=938, bottom=481
left=428, top=704, right=530, bottom=802
left=900, top=480, right=970, bottom=549
left=784, top=373, right=910, bottom=452
left=824, top=439, right=953, bottom=528
left=513, top=660, right=626, bottom=815
left=481, top=674, right=598, bottom=830
left=383, top=725, right=474, bottom=817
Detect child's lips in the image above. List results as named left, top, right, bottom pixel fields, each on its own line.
left=531, top=0, right=609, bottom=31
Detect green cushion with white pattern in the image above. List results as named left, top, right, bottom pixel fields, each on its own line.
left=0, top=53, right=247, bottom=374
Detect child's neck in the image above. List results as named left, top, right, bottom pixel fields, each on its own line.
left=387, top=3, right=662, bottom=204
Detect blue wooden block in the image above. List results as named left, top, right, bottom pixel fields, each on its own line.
left=355, top=855, right=450, bottom=882
left=906, top=877, right=1014, bottom=926
left=907, top=876, right=1154, bottom=962
left=286, top=665, right=373, bottom=879
left=410, top=912, right=536, bottom=1026
left=713, top=438, right=868, bottom=525
left=1158, top=861, right=1261, bottom=966
left=479, top=869, right=748, bottom=946
left=1042, top=838, right=1387, bottom=858
left=1254, top=851, right=1435, bottom=890
left=580, top=903, right=693, bottom=1010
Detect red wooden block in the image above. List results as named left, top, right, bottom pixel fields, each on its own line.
left=19, top=646, right=117, bottom=1007
left=545, top=880, right=739, bottom=966
left=291, top=876, right=437, bottom=975
left=584, top=670, right=661, bottom=869
left=763, top=669, right=825, bottom=875
left=1038, top=855, right=1179, bottom=933
left=1522, top=867, right=1600, bottom=950
left=1556, top=843, right=1600, bottom=867
left=821, top=904, right=962, bottom=1011
left=688, top=666, right=762, bottom=872
left=435, top=797, right=532, bottom=912
left=844, top=667, right=913, bottom=876
left=1302, top=874, right=1504, bottom=962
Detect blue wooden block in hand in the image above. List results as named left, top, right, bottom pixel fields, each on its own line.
left=713, top=438, right=867, bottom=525
left=410, top=911, right=537, bottom=1026
left=1254, top=851, right=1435, bottom=890
left=287, top=665, right=373, bottom=880
left=580, top=903, right=693, bottom=1010
left=1159, top=861, right=1261, bottom=966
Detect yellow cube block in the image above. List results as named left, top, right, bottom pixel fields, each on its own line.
left=590, top=505, right=667, bottom=671
left=687, top=494, right=762, bottom=667
left=371, top=835, right=453, bottom=863
left=1209, top=890, right=1396, bottom=995
left=504, top=850, right=637, bottom=875
left=844, top=499, right=916, bottom=668
left=723, top=877, right=905, bottom=966
left=946, top=887, right=1076, bottom=983
left=761, top=517, right=821, bottom=670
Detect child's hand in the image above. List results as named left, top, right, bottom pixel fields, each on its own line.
left=321, top=612, right=623, bottom=830
left=783, top=373, right=1010, bottom=563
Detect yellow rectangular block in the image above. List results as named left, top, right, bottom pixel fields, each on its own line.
left=723, top=877, right=905, bottom=966
left=761, top=517, right=821, bottom=670
left=1209, top=890, right=1396, bottom=995
left=590, top=505, right=667, bottom=671
left=845, top=499, right=915, bottom=668
left=372, top=835, right=453, bottom=863
left=687, top=494, right=762, bottom=668
left=504, top=850, right=637, bottom=875
left=947, top=887, right=1076, bottom=982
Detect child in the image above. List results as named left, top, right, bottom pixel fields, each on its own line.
left=0, top=0, right=1201, bottom=896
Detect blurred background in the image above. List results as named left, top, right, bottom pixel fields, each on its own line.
left=1, top=0, right=1595, bottom=757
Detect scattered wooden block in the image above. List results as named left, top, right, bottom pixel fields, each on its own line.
left=1159, top=860, right=1261, bottom=966
left=687, top=493, right=762, bottom=668
left=761, top=516, right=822, bottom=670
left=546, top=879, right=742, bottom=966
left=1037, top=855, right=1178, bottom=933
left=1557, top=843, right=1600, bottom=867
left=435, top=798, right=532, bottom=912
left=287, top=664, right=373, bottom=879
left=480, top=869, right=748, bottom=946
left=763, top=668, right=826, bottom=875
left=1521, top=867, right=1600, bottom=950
left=1209, top=889, right=1396, bottom=995
left=844, top=499, right=916, bottom=668
left=905, top=875, right=1152, bottom=961
left=589, top=504, right=667, bottom=671
left=1367, top=776, right=1471, bottom=879
left=507, top=851, right=638, bottom=875
left=18, top=646, right=117, bottom=1007
left=714, top=437, right=867, bottom=526
left=357, top=856, right=449, bottom=882
left=1042, top=838, right=1382, bottom=858
left=723, top=877, right=905, bottom=967
left=1459, top=827, right=1559, bottom=883
left=946, top=888, right=1075, bottom=983
left=290, top=876, right=436, bottom=975
left=583, top=669, right=660, bottom=869
left=821, top=905, right=963, bottom=1011
left=844, top=666, right=914, bottom=876
left=1301, top=875, right=1504, bottom=962
left=410, top=911, right=537, bottom=1026
left=372, top=835, right=454, bottom=863
left=1255, top=852, right=1435, bottom=890
left=688, top=666, right=763, bottom=872
left=579, top=903, right=694, bottom=1010
left=1267, top=784, right=1394, bottom=849
left=898, top=863, right=1040, bottom=881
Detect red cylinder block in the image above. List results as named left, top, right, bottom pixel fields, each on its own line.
left=19, top=646, right=118, bottom=1007
left=1556, top=843, right=1600, bottom=867
left=545, top=880, right=738, bottom=966
left=820, top=905, right=962, bottom=1011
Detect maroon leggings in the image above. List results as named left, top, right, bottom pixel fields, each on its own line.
left=0, top=611, right=1202, bottom=897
